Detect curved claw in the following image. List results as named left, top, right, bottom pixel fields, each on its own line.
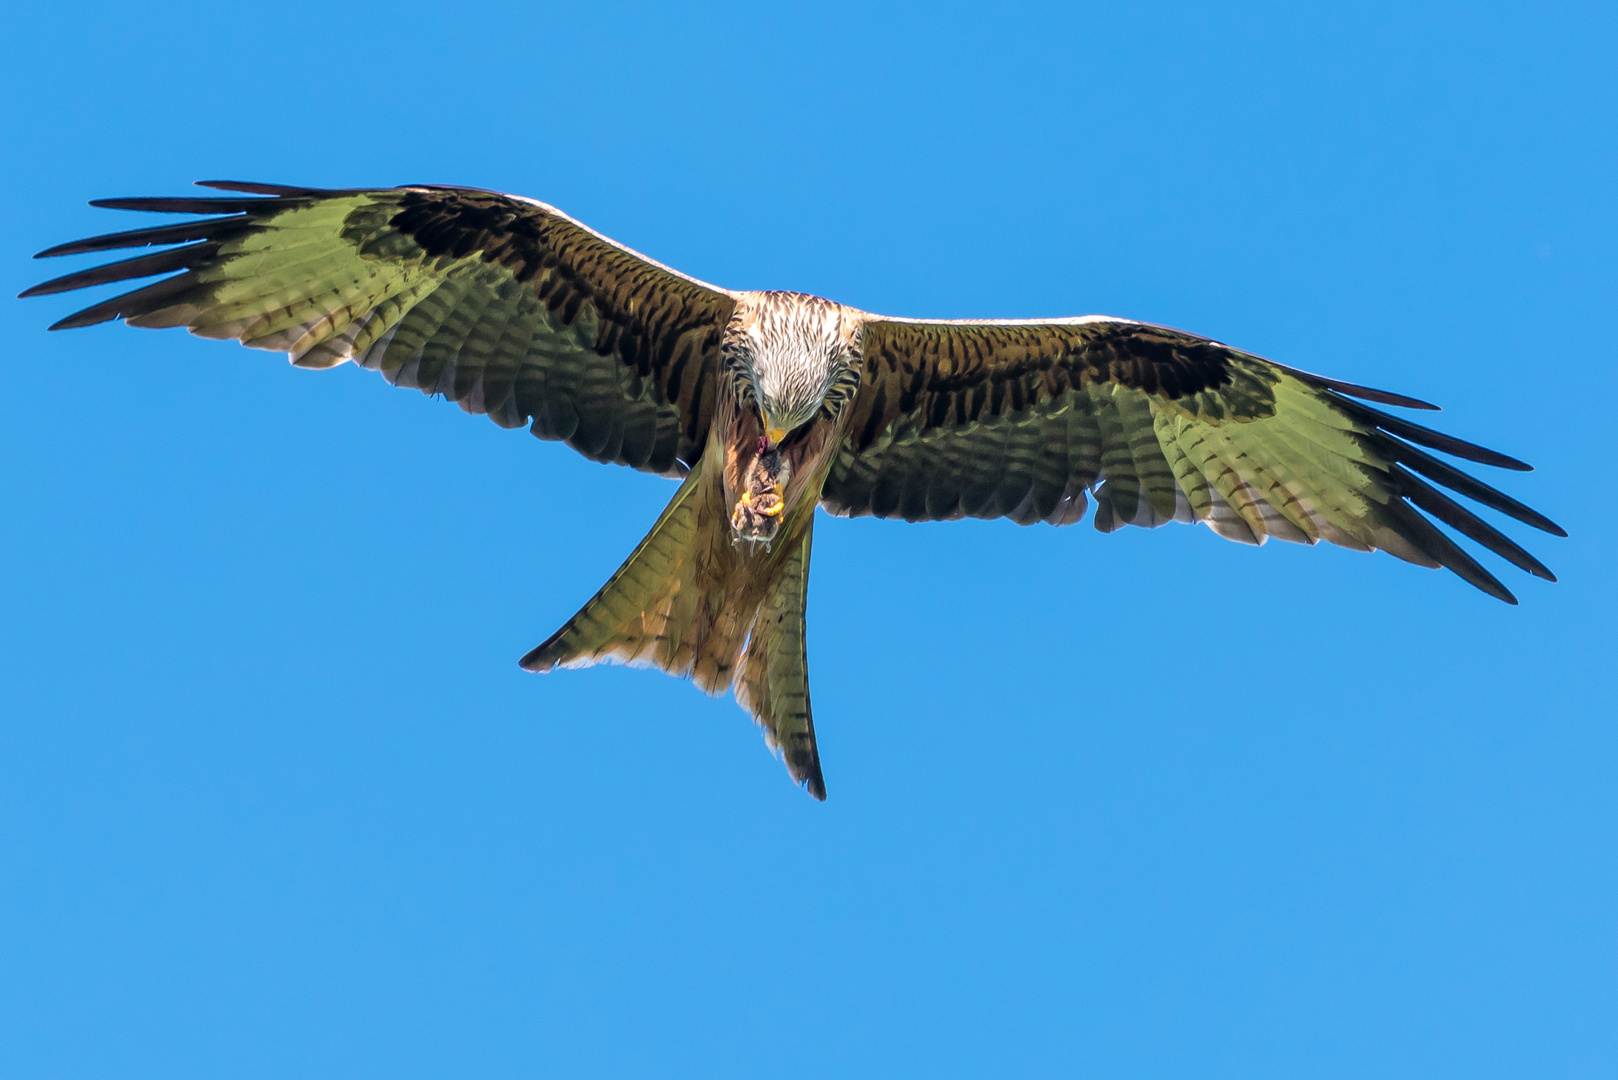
left=760, top=483, right=785, bottom=516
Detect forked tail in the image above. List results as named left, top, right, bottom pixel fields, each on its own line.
left=519, top=464, right=825, bottom=798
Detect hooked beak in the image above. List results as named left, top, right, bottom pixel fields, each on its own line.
left=766, top=426, right=788, bottom=447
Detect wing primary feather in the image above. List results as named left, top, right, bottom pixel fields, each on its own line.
left=1294, top=372, right=1440, bottom=410
left=194, top=180, right=346, bottom=196
left=20, top=244, right=215, bottom=297
left=1379, top=497, right=1518, bottom=603
left=1392, top=465, right=1556, bottom=581
left=45, top=274, right=197, bottom=330
left=1337, top=396, right=1533, bottom=471
left=87, top=196, right=284, bottom=214
left=1372, top=434, right=1566, bottom=536
left=33, top=218, right=250, bottom=258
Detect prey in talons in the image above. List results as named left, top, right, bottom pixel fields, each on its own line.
left=731, top=435, right=791, bottom=547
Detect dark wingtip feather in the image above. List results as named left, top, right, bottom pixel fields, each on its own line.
left=36, top=274, right=196, bottom=332
left=1434, top=541, right=1520, bottom=603
left=34, top=217, right=249, bottom=259
left=35, top=239, right=86, bottom=259
left=195, top=179, right=315, bottom=196
left=1376, top=435, right=1565, bottom=536
left=1395, top=465, right=1557, bottom=582
left=21, top=271, right=87, bottom=298
left=1457, top=563, right=1518, bottom=604
left=48, top=308, right=118, bottom=330
left=1454, top=565, right=1519, bottom=604
left=1342, top=397, right=1536, bottom=471
left=196, top=180, right=370, bottom=198
left=36, top=240, right=87, bottom=259
left=88, top=195, right=274, bottom=213
left=1310, top=374, right=1440, bottom=411
left=21, top=245, right=209, bottom=298
left=1382, top=497, right=1519, bottom=603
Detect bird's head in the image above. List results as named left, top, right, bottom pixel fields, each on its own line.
left=726, top=292, right=862, bottom=447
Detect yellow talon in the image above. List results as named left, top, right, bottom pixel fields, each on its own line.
left=740, top=491, right=752, bottom=506
left=761, top=501, right=783, bottom=517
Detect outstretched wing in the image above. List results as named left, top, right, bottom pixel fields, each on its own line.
left=822, top=316, right=1563, bottom=602
left=24, top=182, right=738, bottom=475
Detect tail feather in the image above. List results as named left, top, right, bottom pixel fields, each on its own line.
left=519, top=466, right=714, bottom=677
left=520, top=464, right=827, bottom=798
left=733, top=521, right=825, bottom=799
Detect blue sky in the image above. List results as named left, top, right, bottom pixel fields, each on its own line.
left=1, top=2, right=1613, bottom=1076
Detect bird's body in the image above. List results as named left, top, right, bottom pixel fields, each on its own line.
left=25, top=181, right=1564, bottom=799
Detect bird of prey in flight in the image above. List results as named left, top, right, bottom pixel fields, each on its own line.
left=24, top=181, right=1564, bottom=799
